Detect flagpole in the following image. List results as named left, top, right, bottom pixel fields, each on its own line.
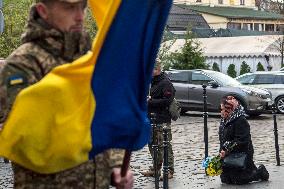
left=121, top=150, right=131, bottom=177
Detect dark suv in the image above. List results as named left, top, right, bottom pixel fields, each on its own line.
left=167, top=69, right=272, bottom=116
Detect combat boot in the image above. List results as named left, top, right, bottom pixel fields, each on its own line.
left=141, top=169, right=155, bottom=177
left=257, top=164, right=269, bottom=181
left=141, top=167, right=161, bottom=177
left=159, top=170, right=174, bottom=180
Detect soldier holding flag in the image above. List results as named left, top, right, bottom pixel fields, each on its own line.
left=0, top=0, right=133, bottom=188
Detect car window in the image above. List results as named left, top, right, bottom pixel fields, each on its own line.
left=254, top=74, right=275, bottom=84
left=191, top=72, right=213, bottom=85
left=168, top=72, right=189, bottom=83
left=275, top=75, right=284, bottom=84
left=237, top=74, right=256, bottom=84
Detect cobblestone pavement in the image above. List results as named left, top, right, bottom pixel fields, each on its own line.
left=131, top=112, right=284, bottom=189
left=0, top=158, right=12, bottom=189
left=1, top=112, right=284, bottom=189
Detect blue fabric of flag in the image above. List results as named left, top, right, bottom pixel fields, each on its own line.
left=90, top=0, right=173, bottom=157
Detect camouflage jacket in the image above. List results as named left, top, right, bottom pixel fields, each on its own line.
left=0, top=5, right=124, bottom=189
left=0, top=5, right=91, bottom=124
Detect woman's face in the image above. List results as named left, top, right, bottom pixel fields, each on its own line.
left=221, top=104, right=230, bottom=118
left=220, top=96, right=239, bottom=119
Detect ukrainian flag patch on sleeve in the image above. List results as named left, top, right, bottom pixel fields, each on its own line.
left=8, top=76, right=24, bottom=86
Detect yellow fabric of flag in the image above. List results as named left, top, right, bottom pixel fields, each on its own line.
left=0, top=0, right=121, bottom=174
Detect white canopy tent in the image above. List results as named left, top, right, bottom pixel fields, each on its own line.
left=167, top=35, right=283, bottom=75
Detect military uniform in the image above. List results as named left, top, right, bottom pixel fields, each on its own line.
left=0, top=1, right=124, bottom=188
left=148, top=123, right=173, bottom=173
left=147, top=72, right=175, bottom=175
left=95, top=149, right=125, bottom=189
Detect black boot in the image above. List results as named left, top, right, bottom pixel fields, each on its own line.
left=257, top=164, right=269, bottom=181
left=237, top=170, right=260, bottom=184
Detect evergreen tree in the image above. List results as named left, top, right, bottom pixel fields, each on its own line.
left=240, top=61, right=251, bottom=75
left=169, top=31, right=208, bottom=70
left=212, top=62, right=220, bottom=72
left=256, top=62, right=265, bottom=71
left=158, top=28, right=176, bottom=71
left=227, top=64, right=237, bottom=78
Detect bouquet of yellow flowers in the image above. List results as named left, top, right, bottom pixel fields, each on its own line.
left=202, top=155, right=223, bottom=176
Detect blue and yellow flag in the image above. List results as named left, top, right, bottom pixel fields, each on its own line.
left=0, top=0, right=172, bottom=173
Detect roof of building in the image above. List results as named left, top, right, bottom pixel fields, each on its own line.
left=166, top=4, right=210, bottom=31
left=178, top=5, right=284, bottom=20
left=167, top=35, right=283, bottom=57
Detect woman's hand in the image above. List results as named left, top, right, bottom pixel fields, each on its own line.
left=219, top=150, right=227, bottom=159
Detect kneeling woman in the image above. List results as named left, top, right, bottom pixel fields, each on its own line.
left=219, top=96, right=269, bottom=185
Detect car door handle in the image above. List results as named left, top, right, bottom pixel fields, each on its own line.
left=189, top=87, right=196, bottom=89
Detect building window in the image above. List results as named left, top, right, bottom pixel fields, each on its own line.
left=227, top=22, right=241, bottom=30
left=265, top=24, right=274, bottom=31
left=276, top=24, right=284, bottom=31
left=243, top=23, right=253, bottom=30
left=240, top=0, right=245, bottom=5
left=196, top=0, right=201, bottom=2
left=218, top=0, right=223, bottom=4
left=254, top=23, right=264, bottom=31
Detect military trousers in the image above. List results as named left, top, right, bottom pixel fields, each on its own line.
left=148, top=122, right=174, bottom=173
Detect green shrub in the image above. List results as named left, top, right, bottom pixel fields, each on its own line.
left=212, top=62, right=220, bottom=72
left=240, top=61, right=251, bottom=75
left=256, top=62, right=265, bottom=71
left=0, top=0, right=33, bottom=58
left=227, top=64, right=237, bottom=78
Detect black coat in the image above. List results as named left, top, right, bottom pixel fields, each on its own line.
left=148, top=72, right=175, bottom=124
left=219, top=115, right=257, bottom=182
left=219, top=116, right=254, bottom=161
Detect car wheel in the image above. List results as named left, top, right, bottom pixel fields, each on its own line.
left=275, top=96, right=284, bottom=113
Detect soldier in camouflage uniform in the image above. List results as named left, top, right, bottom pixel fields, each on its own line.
left=141, top=60, right=175, bottom=180
left=0, top=0, right=133, bottom=188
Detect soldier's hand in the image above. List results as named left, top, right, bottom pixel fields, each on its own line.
left=112, top=167, right=134, bottom=189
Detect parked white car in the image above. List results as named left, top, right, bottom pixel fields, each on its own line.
left=236, top=71, right=284, bottom=113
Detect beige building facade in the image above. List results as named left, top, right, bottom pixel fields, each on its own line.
left=199, top=12, right=284, bottom=30
left=174, top=0, right=256, bottom=8
left=174, top=0, right=284, bottom=32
